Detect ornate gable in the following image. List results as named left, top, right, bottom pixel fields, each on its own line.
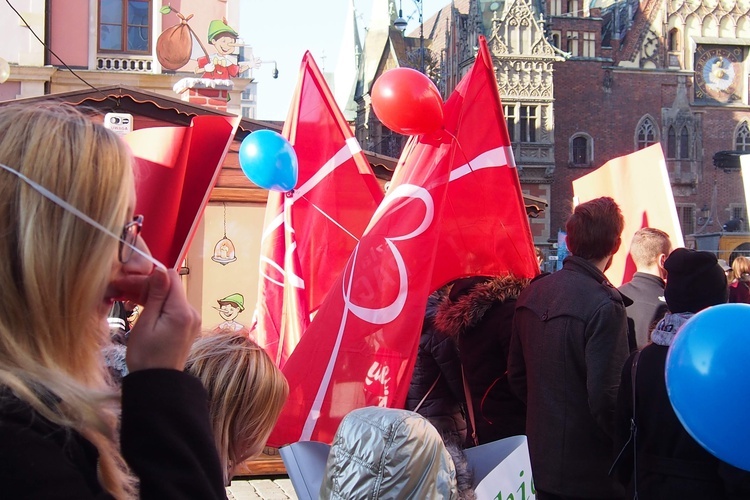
left=486, top=0, right=560, bottom=100
left=618, top=0, right=664, bottom=64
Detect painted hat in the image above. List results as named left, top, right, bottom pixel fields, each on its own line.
left=217, top=293, right=245, bottom=312
left=207, top=19, right=238, bottom=42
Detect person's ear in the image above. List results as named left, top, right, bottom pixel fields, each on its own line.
left=659, top=254, right=667, bottom=268
left=658, top=254, right=668, bottom=278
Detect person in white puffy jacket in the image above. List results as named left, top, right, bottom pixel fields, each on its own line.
left=319, top=407, right=475, bottom=499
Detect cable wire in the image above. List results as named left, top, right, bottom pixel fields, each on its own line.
left=5, top=0, right=121, bottom=106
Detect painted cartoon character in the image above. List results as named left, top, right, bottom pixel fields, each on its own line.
left=212, top=293, right=251, bottom=337
left=196, top=19, right=258, bottom=80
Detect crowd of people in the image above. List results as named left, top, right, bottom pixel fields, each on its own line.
left=2, top=103, right=749, bottom=499
left=406, top=197, right=750, bottom=499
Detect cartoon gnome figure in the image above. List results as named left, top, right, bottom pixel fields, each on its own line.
left=212, top=293, right=251, bottom=337
left=195, top=19, right=260, bottom=79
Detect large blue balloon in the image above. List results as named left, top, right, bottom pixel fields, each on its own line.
left=665, top=303, right=750, bottom=471
left=239, top=130, right=298, bottom=192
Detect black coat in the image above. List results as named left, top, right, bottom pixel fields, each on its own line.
left=405, top=325, right=468, bottom=442
left=434, top=275, right=528, bottom=445
left=509, top=255, right=630, bottom=498
left=0, top=369, right=225, bottom=499
left=614, top=344, right=750, bottom=499
left=406, top=293, right=467, bottom=443
left=618, top=272, right=668, bottom=351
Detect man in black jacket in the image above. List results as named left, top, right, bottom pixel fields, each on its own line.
left=619, top=227, right=672, bottom=351
left=509, top=197, right=630, bottom=500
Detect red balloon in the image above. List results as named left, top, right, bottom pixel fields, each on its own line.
left=371, top=68, right=444, bottom=136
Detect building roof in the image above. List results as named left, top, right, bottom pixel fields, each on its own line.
left=0, top=85, right=398, bottom=172
left=408, top=0, right=470, bottom=70
left=0, top=85, right=276, bottom=134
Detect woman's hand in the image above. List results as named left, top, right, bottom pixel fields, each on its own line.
left=125, top=269, right=201, bottom=372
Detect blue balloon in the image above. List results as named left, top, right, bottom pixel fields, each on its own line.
left=665, top=303, right=750, bottom=471
left=239, top=130, right=298, bottom=192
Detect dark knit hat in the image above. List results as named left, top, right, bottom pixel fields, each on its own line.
left=664, top=248, right=729, bottom=313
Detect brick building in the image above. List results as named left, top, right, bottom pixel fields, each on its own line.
left=357, top=0, right=750, bottom=254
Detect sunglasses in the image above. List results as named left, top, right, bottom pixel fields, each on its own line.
left=0, top=162, right=166, bottom=272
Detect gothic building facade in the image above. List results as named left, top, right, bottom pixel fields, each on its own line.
left=355, top=0, right=750, bottom=253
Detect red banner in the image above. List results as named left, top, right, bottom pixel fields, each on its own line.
left=253, top=52, right=384, bottom=367
left=269, top=37, right=538, bottom=446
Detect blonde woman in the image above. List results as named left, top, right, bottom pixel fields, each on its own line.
left=0, top=105, right=224, bottom=498
left=729, top=256, right=750, bottom=303
left=185, top=333, right=289, bottom=484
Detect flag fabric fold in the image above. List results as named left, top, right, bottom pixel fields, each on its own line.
left=124, top=115, right=240, bottom=269
left=253, top=51, right=384, bottom=367
left=269, top=36, right=538, bottom=446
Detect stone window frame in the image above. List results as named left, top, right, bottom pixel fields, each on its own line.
left=735, top=121, right=750, bottom=152
left=568, top=132, right=594, bottom=167
left=504, top=103, right=541, bottom=144
left=666, top=124, right=692, bottom=159
left=635, top=115, right=659, bottom=151
left=676, top=203, right=696, bottom=236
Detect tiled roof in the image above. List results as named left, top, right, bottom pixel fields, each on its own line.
left=408, top=0, right=470, bottom=65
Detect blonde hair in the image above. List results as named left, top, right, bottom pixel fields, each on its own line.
left=185, top=333, right=289, bottom=483
left=629, top=227, right=672, bottom=268
left=0, top=104, right=136, bottom=497
left=731, top=256, right=750, bottom=282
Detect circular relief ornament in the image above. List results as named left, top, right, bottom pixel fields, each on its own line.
left=695, top=45, right=742, bottom=103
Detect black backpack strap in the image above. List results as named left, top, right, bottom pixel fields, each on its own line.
left=609, top=350, right=642, bottom=499
left=630, top=350, right=641, bottom=499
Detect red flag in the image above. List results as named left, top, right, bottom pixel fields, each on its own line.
left=253, top=52, right=384, bottom=367
left=124, top=115, right=240, bottom=269
left=268, top=37, right=538, bottom=446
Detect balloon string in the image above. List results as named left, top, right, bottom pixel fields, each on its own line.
left=0, top=162, right=167, bottom=272
left=288, top=191, right=360, bottom=243
left=441, top=129, right=531, bottom=266
left=443, top=128, right=475, bottom=174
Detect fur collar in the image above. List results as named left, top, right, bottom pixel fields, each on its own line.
left=434, top=275, right=530, bottom=337
left=445, top=439, right=476, bottom=500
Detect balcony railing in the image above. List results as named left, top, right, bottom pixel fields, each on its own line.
left=96, top=55, right=153, bottom=73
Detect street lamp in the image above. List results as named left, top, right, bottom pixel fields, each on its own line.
left=238, top=45, right=278, bottom=79
left=394, top=0, right=424, bottom=74
left=697, top=204, right=713, bottom=227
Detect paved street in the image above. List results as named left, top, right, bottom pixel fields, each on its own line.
left=227, top=477, right=298, bottom=500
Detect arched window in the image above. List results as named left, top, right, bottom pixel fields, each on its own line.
left=679, top=127, right=690, bottom=159
left=736, top=121, right=750, bottom=152
left=636, top=116, right=658, bottom=150
left=551, top=32, right=561, bottom=48
left=667, top=126, right=676, bottom=158
left=569, top=133, right=593, bottom=166
left=572, top=137, right=587, bottom=164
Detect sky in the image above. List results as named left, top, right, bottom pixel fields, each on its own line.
left=239, top=0, right=443, bottom=121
